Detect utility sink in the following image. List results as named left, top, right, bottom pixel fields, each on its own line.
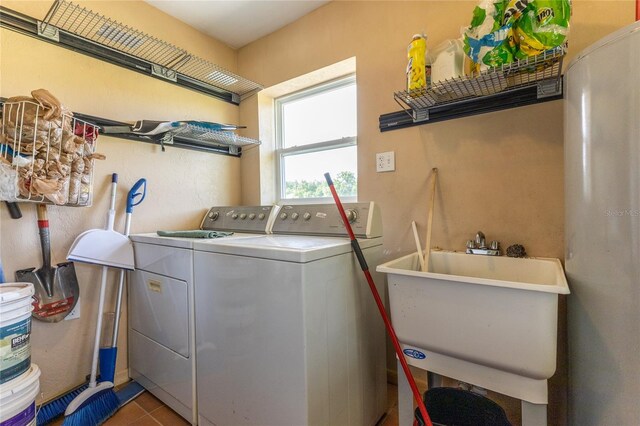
left=377, top=250, right=569, bottom=381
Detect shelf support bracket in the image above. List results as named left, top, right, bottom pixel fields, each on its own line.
left=413, top=109, right=429, bottom=123
left=37, top=20, right=59, bottom=41
left=537, top=78, right=562, bottom=99
left=151, top=65, right=178, bottom=82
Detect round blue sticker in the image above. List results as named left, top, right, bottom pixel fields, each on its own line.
left=403, top=348, right=426, bottom=359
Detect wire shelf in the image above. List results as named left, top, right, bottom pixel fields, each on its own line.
left=40, top=0, right=262, bottom=99
left=394, top=45, right=566, bottom=120
left=171, top=124, right=260, bottom=150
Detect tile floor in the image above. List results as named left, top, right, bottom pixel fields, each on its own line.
left=50, top=383, right=401, bottom=426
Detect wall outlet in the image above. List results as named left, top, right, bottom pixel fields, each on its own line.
left=376, top=151, right=395, bottom=172
left=65, top=297, right=81, bottom=320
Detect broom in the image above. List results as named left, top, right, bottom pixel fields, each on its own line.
left=36, top=382, right=88, bottom=424
left=324, top=173, right=433, bottom=426
left=63, top=174, right=129, bottom=425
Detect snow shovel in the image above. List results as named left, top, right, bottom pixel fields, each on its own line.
left=15, top=204, right=79, bottom=322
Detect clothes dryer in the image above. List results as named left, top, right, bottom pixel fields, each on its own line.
left=128, top=206, right=278, bottom=423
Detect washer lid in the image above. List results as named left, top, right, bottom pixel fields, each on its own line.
left=130, top=232, right=264, bottom=249
left=193, top=234, right=381, bottom=263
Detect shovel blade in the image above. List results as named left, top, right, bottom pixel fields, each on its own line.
left=15, top=262, right=80, bottom=323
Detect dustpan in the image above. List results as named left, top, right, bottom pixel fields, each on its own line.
left=67, top=174, right=134, bottom=270
left=67, top=229, right=134, bottom=270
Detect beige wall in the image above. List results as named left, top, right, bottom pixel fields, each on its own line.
left=237, top=1, right=635, bottom=424
left=1, top=1, right=241, bottom=402
left=1, top=0, right=635, bottom=420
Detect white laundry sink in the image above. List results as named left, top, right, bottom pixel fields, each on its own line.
left=377, top=250, right=569, bottom=381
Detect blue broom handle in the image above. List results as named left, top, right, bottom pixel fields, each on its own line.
left=112, top=178, right=146, bottom=345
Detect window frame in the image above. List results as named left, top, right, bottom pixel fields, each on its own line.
left=274, top=75, right=357, bottom=204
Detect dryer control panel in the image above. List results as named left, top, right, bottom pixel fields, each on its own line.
left=271, top=202, right=382, bottom=238
left=200, top=205, right=279, bottom=234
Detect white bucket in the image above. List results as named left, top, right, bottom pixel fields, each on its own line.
left=0, top=283, right=34, bottom=384
left=0, top=363, right=40, bottom=426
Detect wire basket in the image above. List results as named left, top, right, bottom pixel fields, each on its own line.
left=170, top=122, right=260, bottom=149
left=394, top=45, right=566, bottom=115
left=0, top=100, right=101, bottom=206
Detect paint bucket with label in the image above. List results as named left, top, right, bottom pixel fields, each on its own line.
left=0, top=363, right=40, bottom=426
left=0, top=283, right=34, bottom=384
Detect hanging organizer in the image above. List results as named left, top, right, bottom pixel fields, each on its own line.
left=0, top=1, right=262, bottom=157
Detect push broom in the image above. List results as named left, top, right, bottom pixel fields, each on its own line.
left=324, top=173, right=433, bottom=426
left=63, top=173, right=135, bottom=425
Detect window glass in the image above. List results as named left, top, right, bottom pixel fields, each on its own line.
left=283, top=145, right=357, bottom=199
left=281, top=84, right=357, bottom=148
left=276, top=77, right=357, bottom=201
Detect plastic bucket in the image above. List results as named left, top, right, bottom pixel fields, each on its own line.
left=0, top=283, right=34, bottom=384
left=0, top=363, right=40, bottom=426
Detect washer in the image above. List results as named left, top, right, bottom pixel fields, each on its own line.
left=193, top=202, right=387, bottom=426
left=128, top=205, right=279, bottom=424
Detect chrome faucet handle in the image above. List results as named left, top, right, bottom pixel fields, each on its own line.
left=466, top=240, right=476, bottom=249
left=490, top=240, right=499, bottom=250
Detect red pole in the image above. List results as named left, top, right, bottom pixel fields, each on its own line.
left=637, top=0, right=639, bottom=21
left=324, top=173, right=433, bottom=426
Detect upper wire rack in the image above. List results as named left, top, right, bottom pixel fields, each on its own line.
left=395, top=45, right=566, bottom=112
left=172, top=124, right=260, bottom=149
left=41, top=0, right=262, bottom=98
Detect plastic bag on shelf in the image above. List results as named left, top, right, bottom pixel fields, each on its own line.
left=463, top=0, right=516, bottom=71
left=513, top=0, right=571, bottom=59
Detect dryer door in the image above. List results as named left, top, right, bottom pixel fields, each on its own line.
left=129, top=270, right=190, bottom=357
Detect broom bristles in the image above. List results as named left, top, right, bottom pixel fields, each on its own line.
left=62, top=388, right=120, bottom=426
left=36, top=383, right=88, bottom=425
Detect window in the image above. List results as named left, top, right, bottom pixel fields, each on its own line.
left=275, top=76, right=357, bottom=202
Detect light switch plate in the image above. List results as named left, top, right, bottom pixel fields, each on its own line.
left=376, top=151, right=395, bottom=172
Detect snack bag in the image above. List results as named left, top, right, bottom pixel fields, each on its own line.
left=463, top=0, right=515, bottom=70
left=514, top=0, right=571, bottom=59
left=502, top=0, right=532, bottom=26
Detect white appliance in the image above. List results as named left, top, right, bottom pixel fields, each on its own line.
left=192, top=202, right=387, bottom=426
left=128, top=206, right=278, bottom=424
left=565, top=22, right=640, bottom=426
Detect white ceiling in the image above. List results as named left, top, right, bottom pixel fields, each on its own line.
left=145, top=1, right=330, bottom=49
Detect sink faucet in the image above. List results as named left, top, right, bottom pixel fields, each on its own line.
left=466, top=231, right=500, bottom=256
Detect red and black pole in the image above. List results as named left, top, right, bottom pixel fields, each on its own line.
left=324, top=173, right=432, bottom=426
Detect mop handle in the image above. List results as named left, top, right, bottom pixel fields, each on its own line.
left=90, top=173, right=121, bottom=386
left=324, top=173, right=432, bottom=426
left=107, top=173, right=118, bottom=231
left=90, top=266, right=109, bottom=387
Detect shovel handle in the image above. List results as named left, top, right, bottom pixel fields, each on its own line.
left=36, top=204, right=54, bottom=297
left=5, top=202, right=22, bottom=219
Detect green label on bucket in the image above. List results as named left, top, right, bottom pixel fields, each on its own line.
left=0, top=318, right=31, bottom=384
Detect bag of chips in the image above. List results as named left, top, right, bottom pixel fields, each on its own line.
left=513, top=0, right=571, bottom=59
left=463, top=0, right=515, bottom=70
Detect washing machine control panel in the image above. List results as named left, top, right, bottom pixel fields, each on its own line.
left=200, top=205, right=278, bottom=233
left=272, top=202, right=382, bottom=238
